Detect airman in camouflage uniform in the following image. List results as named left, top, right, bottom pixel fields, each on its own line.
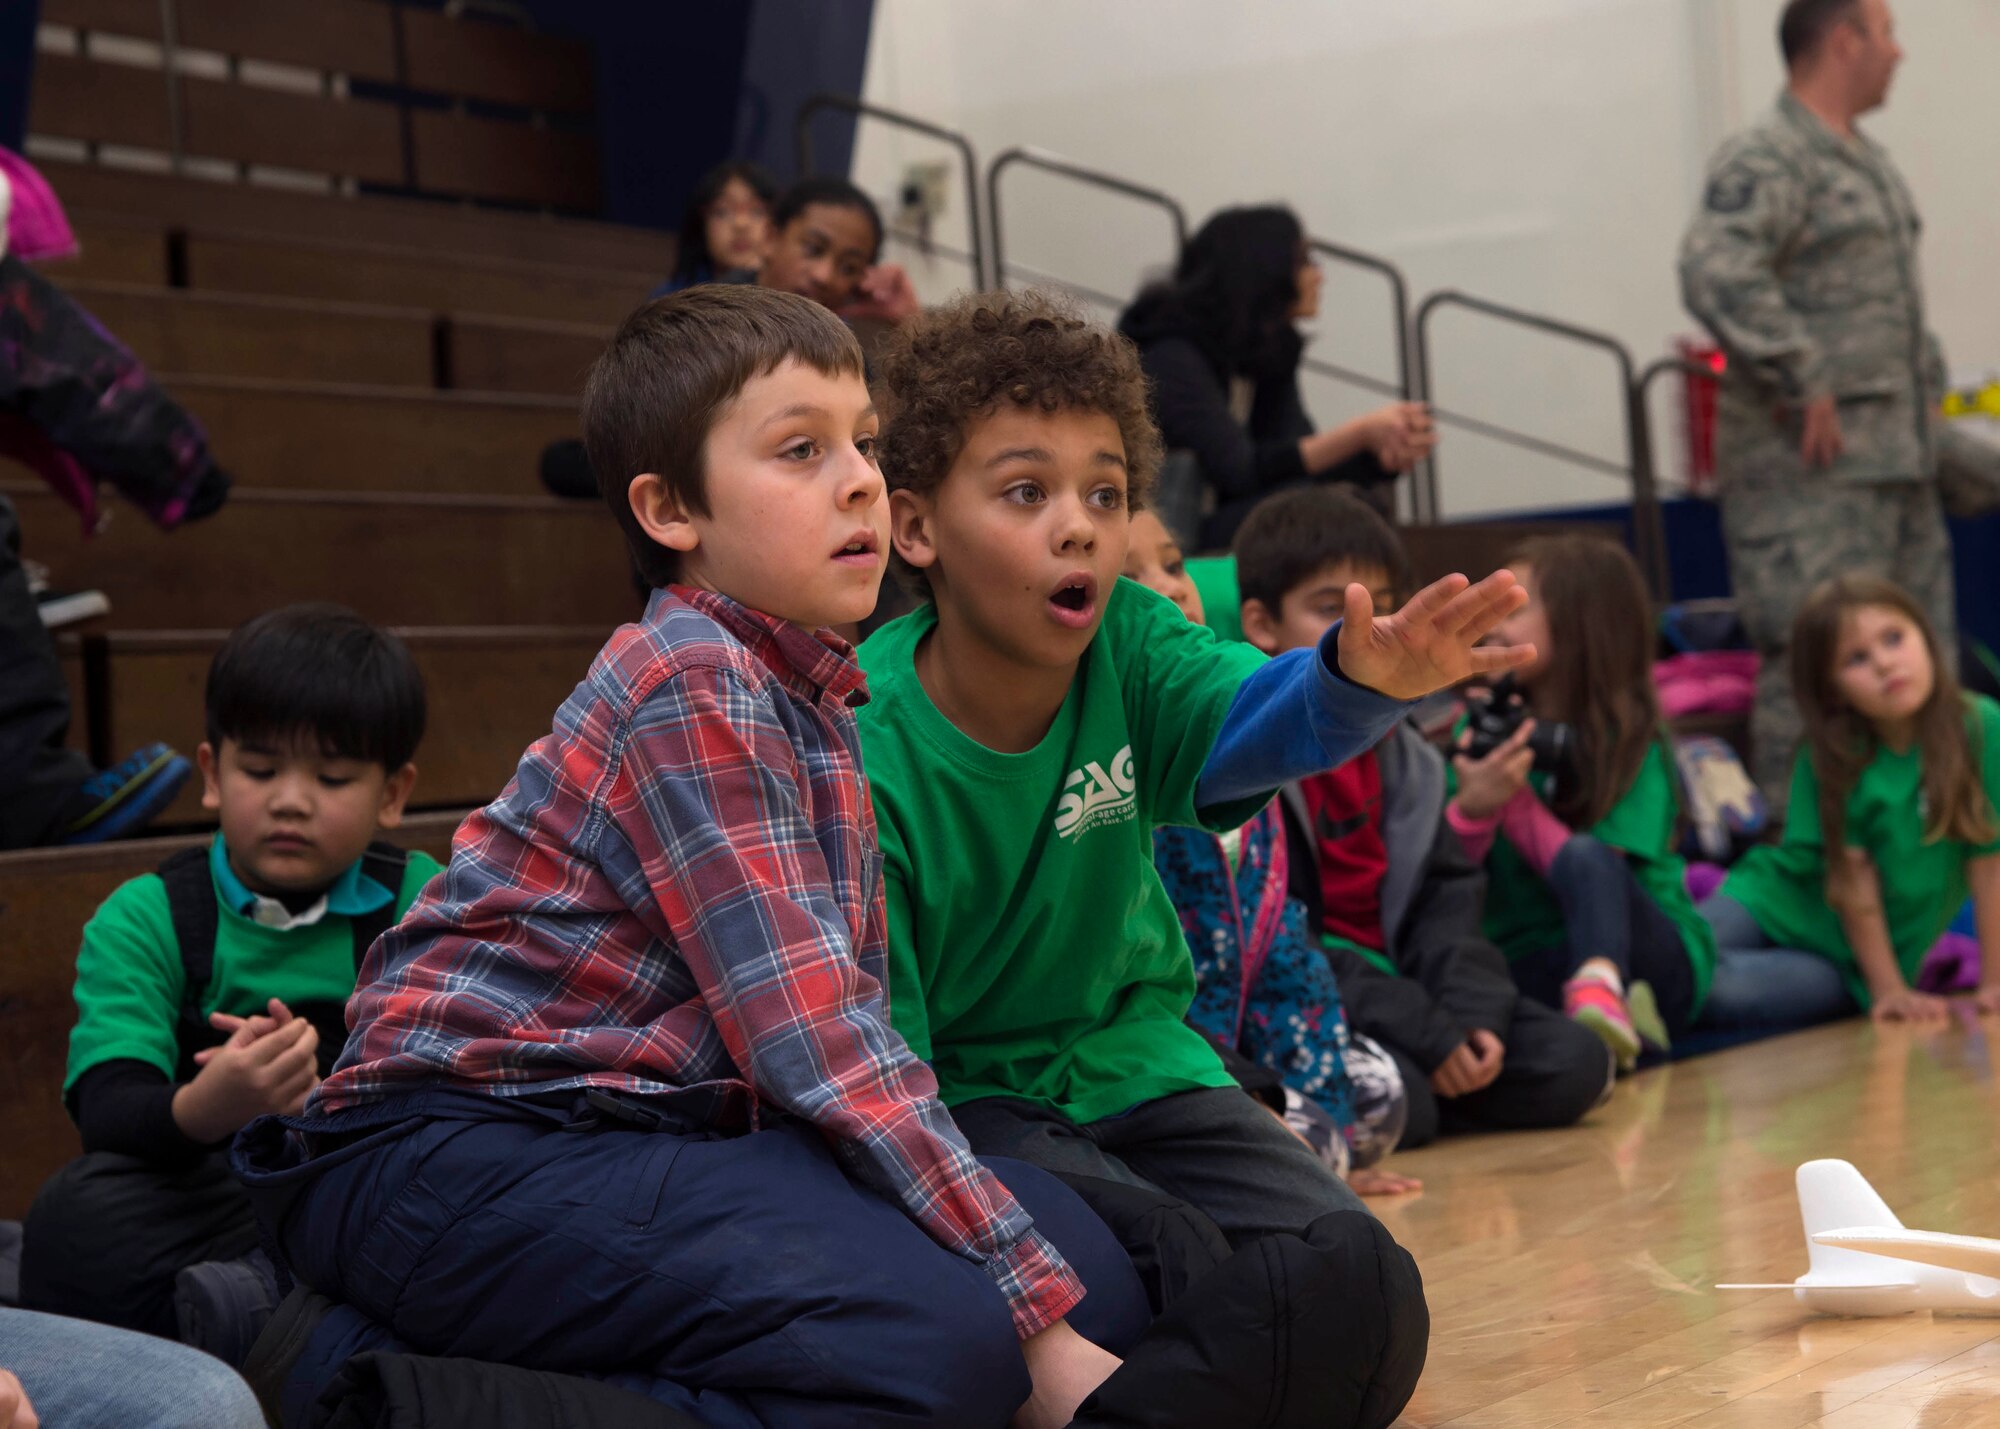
left=1678, top=0, right=1952, bottom=807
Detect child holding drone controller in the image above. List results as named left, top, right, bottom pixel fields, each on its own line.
left=1446, top=535, right=1715, bottom=1072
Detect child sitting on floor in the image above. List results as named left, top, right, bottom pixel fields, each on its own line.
left=1232, top=488, right=1612, bottom=1145
left=1127, top=507, right=1417, bottom=1190
left=21, top=604, right=435, bottom=1353
left=1446, top=534, right=1715, bottom=1070
left=231, top=286, right=1149, bottom=1429
left=856, top=287, right=1533, bottom=1424
left=1699, top=574, right=2000, bottom=1032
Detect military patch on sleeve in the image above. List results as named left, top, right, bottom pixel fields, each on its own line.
left=1704, top=167, right=1757, bottom=214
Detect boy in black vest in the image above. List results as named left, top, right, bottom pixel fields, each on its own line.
left=20, top=604, right=436, bottom=1352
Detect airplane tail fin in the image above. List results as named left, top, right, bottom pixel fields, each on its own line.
left=1798, top=1159, right=1905, bottom=1285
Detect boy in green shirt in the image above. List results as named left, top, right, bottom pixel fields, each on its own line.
left=20, top=604, right=437, bottom=1351
left=856, top=290, right=1530, bottom=1350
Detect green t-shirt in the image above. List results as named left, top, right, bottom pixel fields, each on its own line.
left=65, top=839, right=441, bottom=1090
left=857, top=578, right=1270, bottom=1124
left=1461, top=739, right=1717, bottom=1016
left=1184, top=556, right=1243, bottom=645
left=1721, top=694, right=2000, bottom=1006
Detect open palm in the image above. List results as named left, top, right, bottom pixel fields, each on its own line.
left=1337, top=570, right=1534, bottom=700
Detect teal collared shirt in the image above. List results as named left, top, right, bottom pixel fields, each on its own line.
left=209, top=835, right=392, bottom=930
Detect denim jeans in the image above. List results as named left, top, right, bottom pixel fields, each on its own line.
left=1510, top=835, right=1699, bottom=1033
left=0, top=1307, right=263, bottom=1429
left=1694, top=893, right=1858, bottom=1033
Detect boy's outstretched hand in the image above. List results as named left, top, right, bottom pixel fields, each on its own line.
left=1337, top=570, right=1534, bottom=701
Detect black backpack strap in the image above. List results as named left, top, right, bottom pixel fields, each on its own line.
left=350, top=840, right=411, bottom=968
left=158, top=844, right=223, bottom=1082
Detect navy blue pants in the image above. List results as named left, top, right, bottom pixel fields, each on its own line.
left=235, top=1097, right=1149, bottom=1428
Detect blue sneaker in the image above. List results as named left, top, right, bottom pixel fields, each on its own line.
left=60, top=742, right=192, bottom=844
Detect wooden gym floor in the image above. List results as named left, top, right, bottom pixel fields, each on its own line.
left=1377, top=1016, right=2000, bottom=1427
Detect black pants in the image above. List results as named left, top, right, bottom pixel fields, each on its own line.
left=0, top=492, right=92, bottom=848
left=950, top=1087, right=1368, bottom=1251
left=1511, top=834, right=1699, bottom=1035
left=19, top=1150, right=259, bottom=1339
left=1073, top=1208, right=1428, bottom=1429
left=1387, top=995, right=1614, bottom=1150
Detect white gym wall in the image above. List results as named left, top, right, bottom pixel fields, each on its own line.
left=852, top=0, right=2000, bottom=521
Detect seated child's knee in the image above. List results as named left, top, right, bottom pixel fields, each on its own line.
left=894, top=1292, right=1032, bottom=1424
left=1552, top=833, right=1621, bottom=879
left=1297, top=1209, right=1430, bottom=1424
left=24, top=1152, right=141, bottom=1240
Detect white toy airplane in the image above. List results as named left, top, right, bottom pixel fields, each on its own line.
left=1717, top=1159, right=2000, bottom=1316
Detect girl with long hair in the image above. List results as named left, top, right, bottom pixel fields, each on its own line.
left=1699, top=575, right=2000, bottom=1030
left=659, top=160, right=779, bottom=293
left=1118, top=205, right=1434, bottom=548
left=1445, top=535, right=1713, bottom=1070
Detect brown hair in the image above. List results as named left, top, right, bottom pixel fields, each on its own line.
left=874, top=288, right=1162, bottom=593
left=582, top=284, right=865, bottom=586
left=1510, top=534, right=1660, bottom=828
left=1780, top=0, right=1862, bottom=66
left=1790, top=575, right=1995, bottom=855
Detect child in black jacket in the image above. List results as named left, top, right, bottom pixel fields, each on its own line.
left=1236, top=487, right=1612, bottom=1144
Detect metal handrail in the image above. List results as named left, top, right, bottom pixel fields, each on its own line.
left=987, top=146, right=1188, bottom=291
left=1303, top=237, right=1417, bottom=521
left=1637, top=355, right=1718, bottom=405
left=1307, top=238, right=1414, bottom=403
left=795, top=94, right=988, bottom=287
left=1414, top=289, right=1669, bottom=600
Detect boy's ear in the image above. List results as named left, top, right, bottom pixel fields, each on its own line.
left=1240, top=598, right=1282, bottom=656
left=375, top=763, right=418, bottom=830
left=196, top=741, right=222, bottom=812
left=888, top=488, right=938, bottom=573
left=627, top=473, right=700, bottom=554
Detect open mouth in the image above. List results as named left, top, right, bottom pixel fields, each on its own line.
left=833, top=531, right=879, bottom=563
left=1046, top=573, right=1098, bottom=628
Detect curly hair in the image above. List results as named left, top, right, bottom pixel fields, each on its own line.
left=875, top=290, right=1163, bottom=592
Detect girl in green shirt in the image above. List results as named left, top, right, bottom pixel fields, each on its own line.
left=1700, top=575, right=2000, bottom=1030
left=1446, top=536, right=1713, bottom=1071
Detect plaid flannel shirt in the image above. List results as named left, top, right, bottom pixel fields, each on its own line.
left=312, top=586, right=1082, bottom=1336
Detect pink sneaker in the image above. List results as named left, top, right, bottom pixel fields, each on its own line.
left=1565, top=975, right=1640, bottom=1073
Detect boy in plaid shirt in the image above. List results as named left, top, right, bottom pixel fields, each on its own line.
left=233, top=286, right=1147, bottom=1427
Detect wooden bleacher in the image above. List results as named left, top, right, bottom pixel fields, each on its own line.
left=7, top=484, right=639, bottom=629
left=0, top=0, right=695, bottom=1237
left=51, top=206, right=621, bottom=390
left=56, top=626, right=608, bottom=823
left=57, top=282, right=438, bottom=388
left=30, top=210, right=168, bottom=285
left=153, top=379, right=581, bottom=494
left=34, top=0, right=603, bottom=214
left=0, top=811, right=467, bottom=1218
left=37, top=162, right=672, bottom=274
left=178, top=229, right=648, bottom=329
left=442, top=313, right=609, bottom=398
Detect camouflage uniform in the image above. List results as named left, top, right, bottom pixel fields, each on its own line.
left=1679, top=91, right=1953, bottom=807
